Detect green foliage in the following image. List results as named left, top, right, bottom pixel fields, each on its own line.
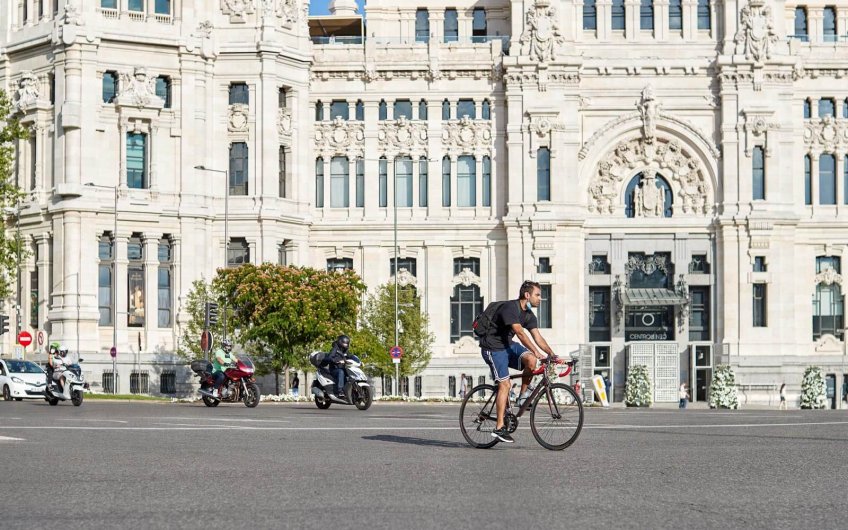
left=214, top=264, right=366, bottom=375
left=175, top=279, right=226, bottom=360
left=0, top=89, right=30, bottom=299
left=708, top=364, right=739, bottom=409
left=800, top=365, right=827, bottom=409
left=356, top=283, right=434, bottom=377
left=624, top=364, right=652, bottom=407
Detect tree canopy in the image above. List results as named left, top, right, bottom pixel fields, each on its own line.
left=0, top=89, right=30, bottom=299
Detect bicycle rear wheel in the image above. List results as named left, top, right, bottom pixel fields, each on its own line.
left=459, top=384, right=500, bottom=449
left=530, top=383, right=583, bottom=451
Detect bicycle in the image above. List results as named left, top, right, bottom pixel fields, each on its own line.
left=459, top=355, right=584, bottom=451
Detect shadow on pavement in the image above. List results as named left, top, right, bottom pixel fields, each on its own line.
left=362, top=434, right=469, bottom=449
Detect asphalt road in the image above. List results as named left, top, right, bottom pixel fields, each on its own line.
left=1, top=400, right=846, bottom=529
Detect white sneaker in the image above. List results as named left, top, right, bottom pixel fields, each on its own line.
left=211, top=389, right=219, bottom=398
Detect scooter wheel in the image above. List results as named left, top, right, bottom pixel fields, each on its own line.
left=315, top=395, right=332, bottom=409
left=47, top=397, right=59, bottom=406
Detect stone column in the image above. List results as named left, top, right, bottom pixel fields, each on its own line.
left=624, top=0, right=638, bottom=40
left=114, top=232, right=130, bottom=354
left=597, top=0, right=612, bottom=41
left=143, top=235, right=159, bottom=347
left=35, top=233, right=50, bottom=331
left=682, top=0, right=697, bottom=41
left=363, top=100, right=379, bottom=218
left=810, top=153, right=819, bottom=207
left=655, top=0, right=669, bottom=41
left=61, top=43, right=82, bottom=189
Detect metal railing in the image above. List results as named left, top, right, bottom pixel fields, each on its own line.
left=311, top=36, right=364, bottom=45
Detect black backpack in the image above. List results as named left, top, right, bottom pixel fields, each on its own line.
left=472, top=301, right=506, bottom=339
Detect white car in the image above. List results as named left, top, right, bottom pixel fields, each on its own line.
left=0, top=358, right=47, bottom=401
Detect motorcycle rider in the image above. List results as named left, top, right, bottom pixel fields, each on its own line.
left=46, top=342, right=61, bottom=390
left=324, top=335, right=351, bottom=400
left=48, top=344, right=70, bottom=395
left=211, top=339, right=237, bottom=399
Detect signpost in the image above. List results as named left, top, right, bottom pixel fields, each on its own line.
left=109, top=346, right=117, bottom=394
left=36, top=330, right=44, bottom=351
left=17, top=331, right=32, bottom=360
left=201, top=330, right=214, bottom=359
left=390, top=346, right=403, bottom=395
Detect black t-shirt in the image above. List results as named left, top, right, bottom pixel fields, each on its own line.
left=480, top=299, right=538, bottom=351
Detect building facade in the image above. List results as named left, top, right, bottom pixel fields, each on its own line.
left=2, top=0, right=848, bottom=406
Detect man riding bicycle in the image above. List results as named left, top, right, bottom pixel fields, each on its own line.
left=480, top=280, right=556, bottom=443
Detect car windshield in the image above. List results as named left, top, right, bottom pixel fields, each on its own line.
left=6, top=360, right=44, bottom=374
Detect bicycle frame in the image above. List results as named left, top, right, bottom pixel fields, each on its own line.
left=509, top=359, right=575, bottom=418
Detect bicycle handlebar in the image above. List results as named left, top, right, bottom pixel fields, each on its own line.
left=530, top=356, right=578, bottom=377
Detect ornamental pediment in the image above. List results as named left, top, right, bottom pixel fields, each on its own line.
left=803, top=116, right=848, bottom=153
left=314, top=117, right=365, bottom=158
left=377, top=117, right=428, bottom=157
left=441, top=117, right=493, bottom=157
left=733, top=0, right=780, bottom=64
left=114, top=68, right=164, bottom=110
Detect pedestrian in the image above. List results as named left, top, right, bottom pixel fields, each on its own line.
left=459, top=373, right=467, bottom=399
left=779, top=382, right=787, bottom=410
left=573, top=380, right=582, bottom=402
left=291, top=373, right=300, bottom=398
left=678, top=383, right=689, bottom=409
left=603, top=372, right=612, bottom=402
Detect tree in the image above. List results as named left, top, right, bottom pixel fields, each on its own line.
left=214, top=264, right=366, bottom=389
left=624, top=364, right=652, bottom=407
left=175, top=279, right=226, bottom=360
left=708, top=364, right=739, bottom=409
left=0, top=89, right=30, bottom=299
left=356, top=283, right=434, bottom=378
left=800, top=365, right=827, bottom=409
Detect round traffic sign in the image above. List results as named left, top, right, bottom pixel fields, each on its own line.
left=390, top=345, right=403, bottom=359
left=37, top=330, right=44, bottom=346
left=17, top=331, right=33, bottom=347
left=200, top=330, right=214, bottom=353
left=110, top=346, right=117, bottom=358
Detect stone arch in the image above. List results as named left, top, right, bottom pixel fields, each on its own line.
left=580, top=119, right=719, bottom=217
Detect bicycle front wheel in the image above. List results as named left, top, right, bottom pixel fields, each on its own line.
left=459, top=384, right=500, bottom=449
left=530, top=383, right=583, bottom=451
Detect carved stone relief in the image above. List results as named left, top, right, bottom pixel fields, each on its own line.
left=815, top=267, right=843, bottom=288
left=390, top=268, right=417, bottom=288
left=638, top=85, right=660, bottom=143
left=632, top=172, right=668, bottom=217
left=228, top=104, right=250, bottom=132
left=452, top=267, right=482, bottom=287
left=733, top=0, right=779, bottom=64
left=742, top=108, right=779, bottom=157
left=314, top=116, right=365, bottom=158
left=519, top=0, right=563, bottom=64
left=803, top=116, right=848, bottom=154
left=278, top=0, right=299, bottom=25
left=13, top=71, right=41, bottom=112
left=277, top=108, right=292, bottom=138
left=115, top=68, right=163, bottom=109
left=222, top=0, right=255, bottom=23
left=377, top=117, right=428, bottom=157
left=526, top=115, right=564, bottom=157
left=441, top=117, right=493, bottom=157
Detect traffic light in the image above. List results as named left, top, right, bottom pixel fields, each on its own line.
left=205, top=302, right=219, bottom=327
left=0, top=314, right=8, bottom=336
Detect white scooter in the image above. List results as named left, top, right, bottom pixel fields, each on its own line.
left=44, top=362, right=88, bottom=406
left=309, top=351, right=372, bottom=410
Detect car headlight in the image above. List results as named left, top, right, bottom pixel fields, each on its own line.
left=11, top=376, right=24, bottom=384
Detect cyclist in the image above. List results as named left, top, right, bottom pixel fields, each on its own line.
left=479, top=280, right=555, bottom=443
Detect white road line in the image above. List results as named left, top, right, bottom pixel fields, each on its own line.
left=58, top=418, right=128, bottom=423
left=0, top=435, right=25, bottom=441
left=586, top=421, right=848, bottom=430
left=138, top=416, right=290, bottom=423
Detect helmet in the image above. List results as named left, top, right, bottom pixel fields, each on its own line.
left=49, top=342, right=60, bottom=354
left=59, top=345, right=68, bottom=357
left=221, top=339, right=233, bottom=352
left=335, top=335, right=350, bottom=353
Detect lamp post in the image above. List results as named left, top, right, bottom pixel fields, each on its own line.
left=85, top=182, right=118, bottom=393
left=194, top=165, right=230, bottom=339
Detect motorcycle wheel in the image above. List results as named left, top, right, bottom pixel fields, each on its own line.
left=315, top=394, right=332, bottom=409
left=202, top=395, right=220, bottom=407
left=354, top=386, right=372, bottom=411
left=2, top=385, right=10, bottom=401
left=71, top=390, right=84, bottom=407
left=243, top=383, right=260, bottom=408
left=47, top=397, right=59, bottom=406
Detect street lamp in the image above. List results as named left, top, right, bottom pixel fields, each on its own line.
left=85, top=182, right=118, bottom=393
left=194, top=165, right=229, bottom=339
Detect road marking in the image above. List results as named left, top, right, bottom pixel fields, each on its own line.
left=0, top=435, right=25, bottom=441
left=142, top=416, right=290, bottom=424
left=585, top=421, right=848, bottom=430
left=58, top=418, right=128, bottom=424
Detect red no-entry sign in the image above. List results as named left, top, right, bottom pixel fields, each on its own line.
left=17, top=331, right=33, bottom=348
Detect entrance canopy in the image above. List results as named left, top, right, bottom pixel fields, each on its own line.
left=622, top=288, right=688, bottom=307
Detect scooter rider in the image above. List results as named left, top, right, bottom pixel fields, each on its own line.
left=211, top=339, right=237, bottom=399
left=48, top=344, right=69, bottom=394
left=46, top=342, right=61, bottom=389
left=325, top=335, right=351, bottom=400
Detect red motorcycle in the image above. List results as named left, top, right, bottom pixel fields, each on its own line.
left=191, top=356, right=260, bottom=408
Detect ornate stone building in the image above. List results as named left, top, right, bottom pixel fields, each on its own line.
left=2, top=0, right=848, bottom=405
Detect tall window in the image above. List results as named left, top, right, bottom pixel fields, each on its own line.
left=155, top=76, right=171, bottom=108
left=29, top=264, right=38, bottom=327
left=457, top=99, right=475, bottom=119
left=589, top=287, right=611, bottom=341
left=394, top=100, right=413, bottom=120
left=538, top=285, right=552, bottom=328
left=611, top=0, right=626, bottom=31
left=315, top=100, right=324, bottom=121
left=127, top=235, right=144, bottom=327
left=158, top=238, right=172, bottom=328
left=442, top=156, right=451, bottom=207
left=315, top=157, right=324, bottom=208
left=472, top=8, right=487, bottom=42
left=327, top=258, right=353, bottom=272
left=418, top=99, right=428, bottom=120
left=228, top=82, right=249, bottom=105
left=753, top=283, right=767, bottom=327
left=98, top=234, right=113, bottom=326
left=689, top=287, right=710, bottom=341
left=126, top=133, right=147, bottom=189
left=356, top=158, right=364, bottom=207
left=640, top=0, right=654, bottom=30
left=390, top=257, right=417, bottom=277
left=583, top=0, right=597, bottom=30
left=415, top=8, right=429, bottom=43
left=482, top=100, right=491, bottom=120
left=696, top=0, right=710, bottom=30
left=451, top=283, right=483, bottom=342
left=819, top=98, right=835, bottom=118
left=820, top=154, right=836, bottom=205
left=229, top=142, right=248, bottom=195
left=444, top=8, right=459, bottom=42
left=395, top=156, right=413, bottom=207
left=419, top=157, right=428, bottom=207
left=823, top=6, right=837, bottom=41
left=753, top=256, right=767, bottom=272
left=454, top=257, right=480, bottom=275
left=844, top=99, right=848, bottom=119
left=278, top=146, right=287, bottom=198
left=457, top=155, right=476, bottom=207
left=102, top=71, right=118, bottom=103
left=330, top=156, right=349, bottom=208
left=378, top=100, right=387, bottom=120
left=537, top=147, right=550, bottom=201
left=128, top=0, right=143, bottom=12
left=669, top=0, right=682, bottom=31
left=794, top=7, right=808, bottom=41
left=804, top=155, right=812, bottom=205
left=482, top=156, right=491, bottom=207
left=227, top=238, right=250, bottom=266
left=752, top=146, right=765, bottom=200
left=102, top=0, right=118, bottom=8
left=155, top=0, right=170, bottom=15
left=814, top=257, right=843, bottom=340
left=379, top=157, right=388, bottom=207
left=355, top=100, right=364, bottom=121
left=278, top=87, right=287, bottom=108
left=803, top=98, right=812, bottom=119
left=442, top=99, right=451, bottom=120
left=330, top=100, right=349, bottom=120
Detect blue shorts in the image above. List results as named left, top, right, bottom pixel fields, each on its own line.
left=481, top=342, right=530, bottom=382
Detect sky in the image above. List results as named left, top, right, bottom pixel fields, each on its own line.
left=308, top=0, right=366, bottom=16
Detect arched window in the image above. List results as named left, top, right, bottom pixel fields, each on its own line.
left=442, top=99, right=451, bottom=121
left=379, top=156, right=388, bottom=207
left=482, top=156, right=491, bottom=207
left=378, top=99, right=387, bottom=121
left=315, top=157, right=324, bottom=208
left=640, top=0, right=654, bottom=31
left=355, top=100, right=364, bottom=121
left=696, top=0, right=711, bottom=30
left=330, top=156, right=349, bottom=208
left=450, top=258, right=483, bottom=342
left=803, top=98, right=812, bottom=119
left=752, top=146, right=765, bottom=200
left=669, top=0, right=682, bottom=31
left=583, top=0, right=597, bottom=31
left=814, top=256, right=844, bottom=340
left=804, top=154, right=812, bottom=205
left=819, top=153, right=836, bottom=205
left=611, top=0, right=626, bottom=31
left=418, top=99, right=428, bottom=120
left=823, top=6, right=837, bottom=41
left=315, top=100, right=324, bottom=121
left=794, top=7, right=808, bottom=41
left=395, top=156, right=413, bottom=207
left=624, top=172, right=673, bottom=217
left=442, top=156, right=451, bottom=207
left=457, top=155, right=476, bottom=207
left=481, top=99, right=491, bottom=120
left=419, top=156, right=428, bottom=207
left=537, top=147, right=550, bottom=201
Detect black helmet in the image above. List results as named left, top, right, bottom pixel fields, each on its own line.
left=221, top=339, right=233, bottom=352
left=335, top=335, right=350, bottom=353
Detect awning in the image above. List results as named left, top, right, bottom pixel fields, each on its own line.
left=622, top=288, right=688, bottom=307
left=308, top=16, right=363, bottom=38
